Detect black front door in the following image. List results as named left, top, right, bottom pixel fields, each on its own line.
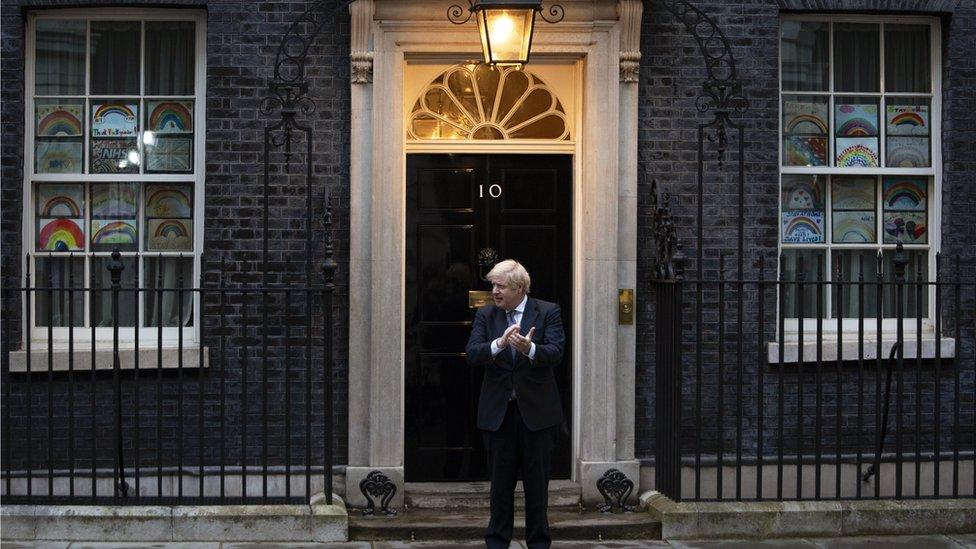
left=405, top=153, right=573, bottom=482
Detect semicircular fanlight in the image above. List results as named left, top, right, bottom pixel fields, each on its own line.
left=408, top=64, right=570, bottom=141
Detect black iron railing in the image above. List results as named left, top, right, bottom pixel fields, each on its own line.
left=1, top=248, right=337, bottom=506
left=653, top=229, right=976, bottom=501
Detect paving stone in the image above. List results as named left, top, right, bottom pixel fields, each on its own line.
left=668, top=540, right=818, bottom=549
left=0, top=543, right=70, bottom=549
left=224, top=544, right=370, bottom=549
left=67, top=545, right=217, bottom=549
left=370, top=542, right=521, bottom=548
left=949, top=534, right=976, bottom=549
left=808, top=535, right=966, bottom=549
left=547, top=542, right=668, bottom=548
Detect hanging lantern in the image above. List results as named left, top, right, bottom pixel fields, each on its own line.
left=448, top=0, right=564, bottom=67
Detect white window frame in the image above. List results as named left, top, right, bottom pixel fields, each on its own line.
left=22, top=9, right=207, bottom=348
left=777, top=14, right=943, bottom=339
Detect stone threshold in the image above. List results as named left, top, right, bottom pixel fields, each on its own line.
left=0, top=494, right=347, bottom=542
left=641, top=490, right=976, bottom=540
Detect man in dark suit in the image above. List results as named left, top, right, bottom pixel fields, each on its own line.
left=465, top=259, right=565, bottom=549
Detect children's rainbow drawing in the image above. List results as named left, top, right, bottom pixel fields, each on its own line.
left=148, top=101, right=192, bottom=134
left=785, top=136, right=826, bottom=166
left=884, top=212, right=926, bottom=244
left=36, top=184, right=83, bottom=217
left=146, top=186, right=192, bottom=218
left=92, top=103, right=137, bottom=137
left=832, top=211, right=876, bottom=243
left=883, top=177, right=927, bottom=211
left=782, top=176, right=823, bottom=210
left=36, top=104, right=83, bottom=137
left=835, top=104, right=878, bottom=137
left=35, top=142, right=82, bottom=174
left=91, top=183, right=138, bottom=218
left=886, top=137, right=929, bottom=168
left=91, top=220, right=137, bottom=247
left=835, top=139, right=878, bottom=167
left=831, top=178, right=875, bottom=210
left=38, top=218, right=84, bottom=251
left=886, top=105, right=929, bottom=136
left=783, top=100, right=828, bottom=135
left=147, top=219, right=192, bottom=250
left=782, top=211, right=824, bottom=244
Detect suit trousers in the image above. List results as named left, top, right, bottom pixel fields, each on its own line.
left=482, top=399, right=558, bottom=549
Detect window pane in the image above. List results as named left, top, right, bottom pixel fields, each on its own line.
left=145, top=22, right=195, bottom=95
left=781, top=249, right=826, bottom=318
left=781, top=174, right=825, bottom=244
left=145, top=184, right=193, bottom=251
left=144, top=257, right=193, bottom=327
left=834, top=23, right=879, bottom=93
left=832, top=250, right=880, bottom=318
left=90, top=183, right=139, bottom=252
left=882, top=176, right=928, bottom=244
left=885, top=24, right=930, bottom=93
left=36, top=183, right=85, bottom=251
left=91, top=101, right=140, bottom=174
left=831, top=176, right=877, bottom=244
left=835, top=97, right=879, bottom=167
left=782, top=95, right=828, bottom=166
left=882, top=250, right=927, bottom=318
left=90, top=256, right=137, bottom=327
left=90, top=21, right=140, bottom=95
left=34, top=20, right=85, bottom=95
left=885, top=97, right=930, bottom=168
left=781, top=21, right=829, bottom=91
left=34, top=257, right=84, bottom=327
left=145, top=100, right=194, bottom=173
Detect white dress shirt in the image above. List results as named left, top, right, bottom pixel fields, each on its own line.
left=489, top=294, right=537, bottom=361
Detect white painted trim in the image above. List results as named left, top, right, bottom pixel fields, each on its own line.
left=22, top=9, right=207, bottom=349
left=348, top=0, right=632, bottom=487
left=777, top=15, right=942, bottom=339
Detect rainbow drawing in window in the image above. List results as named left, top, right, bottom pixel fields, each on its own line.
left=883, top=177, right=927, bottom=211
left=835, top=138, right=878, bottom=167
left=783, top=100, right=828, bottom=134
left=886, top=137, right=929, bottom=168
left=782, top=211, right=824, bottom=244
left=886, top=105, right=929, bottom=136
left=35, top=142, right=82, bottom=174
left=38, top=218, right=84, bottom=251
left=148, top=101, right=192, bottom=134
left=36, top=184, right=84, bottom=217
left=91, top=183, right=138, bottom=218
left=91, top=220, right=138, bottom=248
left=835, top=104, right=878, bottom=136
left=782, top=176, right=824, bottom=210
left=832, top=211, right=876, bottom=243
left=36, top=104, right=83, bottom=137
left=92, top=102, right=137, bottom=137
left=785, top=136, right=827, bottom=166
left=145, top=186, right=191, bottom=218
left=147, top=218, right=192, bottom=251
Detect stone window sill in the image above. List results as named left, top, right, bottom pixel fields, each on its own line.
left=8, top=346, right=209, bottom=373
left=767, top=338, right=955, bottom=364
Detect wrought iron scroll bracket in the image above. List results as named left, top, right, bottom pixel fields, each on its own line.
left=595, top=468, right=636, bottom=513
left=447, top=2, right=565, bottom=25
left=359, top=470, right=398, bottom=516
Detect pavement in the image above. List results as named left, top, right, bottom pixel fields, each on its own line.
left=2, top=536, right=976, bottom=548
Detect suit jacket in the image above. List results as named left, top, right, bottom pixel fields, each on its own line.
left=465, top=297, right=565, bottom=432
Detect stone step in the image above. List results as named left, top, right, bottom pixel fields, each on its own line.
left=348, top=506, right=661, bottom=542
left=403, top=480, right=580, bottom=509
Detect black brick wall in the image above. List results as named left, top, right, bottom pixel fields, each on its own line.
left=1, top=0, right=350, bottom=471
left=635, top=0, right=976, bottom=461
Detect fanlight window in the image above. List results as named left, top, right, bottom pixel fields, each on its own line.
left=409, top=64, right=569, bottom=141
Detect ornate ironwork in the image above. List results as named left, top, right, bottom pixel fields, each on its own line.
left=359, top=470, right=398, bottom=516
left=447, top=1, right=565, bottom=25
left=477, top=247, right=500, bottom=280
left=650, top=180, right=679, bottom=281
left=595, top=468, right=635, bottom=513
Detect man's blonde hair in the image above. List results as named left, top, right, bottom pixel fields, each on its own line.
left=486, top=259, right=531, bottom=294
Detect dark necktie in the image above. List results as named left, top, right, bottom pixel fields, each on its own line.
left=507, top=310, right=518, bottom=362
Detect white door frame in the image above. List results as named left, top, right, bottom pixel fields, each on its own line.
left=344, top=0, right=643, bottom=506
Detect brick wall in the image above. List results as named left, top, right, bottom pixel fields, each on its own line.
left=635, top=0, right=976, bottom=462
left=1, top=0, right=351, bottom=472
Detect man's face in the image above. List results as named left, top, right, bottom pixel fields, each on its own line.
left=490, top=275, right=525, bottom=311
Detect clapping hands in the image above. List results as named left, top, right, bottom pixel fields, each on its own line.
left=496, top=325, right=535, bottom=355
